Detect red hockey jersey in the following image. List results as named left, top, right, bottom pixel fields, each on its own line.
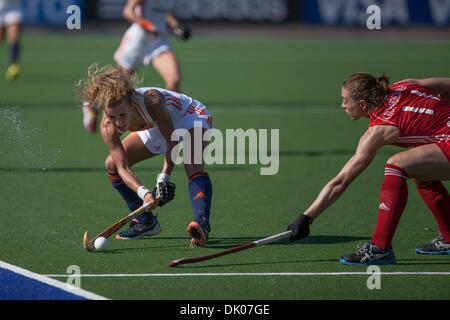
left=369, top=81, right=450, bottom=148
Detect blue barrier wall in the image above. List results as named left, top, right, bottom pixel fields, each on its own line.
left=18, top=0, right=450, bottom=27
left=21, top=0, right=84, bottom=26
left=303, top=0, right=450, bottom=26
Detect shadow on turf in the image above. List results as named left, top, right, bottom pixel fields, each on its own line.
left=206, top=234, right=370, bottom=249
left=0, top=166, right=250, bottom=173
left=0, top=166, right=251, bottom=173
left=395, top=258, right=450, bottom=266
left=177, top=259, right=339, bottom=269
left=94, top=235, right=369, bottom=254
left=279, top=149, right=395, bottom=157
left=94, top=241, right=183, bottom=254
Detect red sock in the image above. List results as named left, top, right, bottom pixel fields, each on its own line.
left=372, top=164, right=408, bottom=250
left=415, top=181, right=450, bottom=242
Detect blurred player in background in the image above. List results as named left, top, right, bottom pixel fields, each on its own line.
left=77, top=64, right=213, bottom=247
left=0, top=0, right=23, bottom=81
left=82, top=0, right=190, bottom=133
left=287, top=73, right=450, bottom=265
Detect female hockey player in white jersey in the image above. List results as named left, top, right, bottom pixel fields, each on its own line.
left=77, top=64, right=212, bottom=247
left=0, top=0, right=23, bottom=80
left=115, top=0, right=190, bottom=91
left=83, top=0, right=191, bottom=133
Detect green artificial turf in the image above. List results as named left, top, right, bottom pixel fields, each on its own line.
left=0, top=30, right=449, bottom=301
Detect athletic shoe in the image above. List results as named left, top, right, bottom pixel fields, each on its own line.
left=187, top=221, right=210, bottom=247
left=340, top=241, right=396, bottom=265
left=415, top=234, right=450, bottom=255
left=5, top=64, right=20, bottom=81
left=82, top=102, right=98, bottom=133
left=115, top=218, right=161, bottom=240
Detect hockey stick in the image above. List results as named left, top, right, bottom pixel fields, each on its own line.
left=168, top=230, right=292, bottom=267
left=83, top=195, right=159, bottom=252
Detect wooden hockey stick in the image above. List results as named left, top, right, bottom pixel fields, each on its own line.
left=83, top=196, right=159, bottom=252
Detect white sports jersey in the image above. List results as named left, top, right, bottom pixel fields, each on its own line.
left=137, top=0, right=175, bottom=35
left=132, top=87, right=213, bottom=155
left=133, top=87, right=211, bottom=129
left=132, top=87, right=212, bottom=130
left=114, top=0, right=175, bottom=70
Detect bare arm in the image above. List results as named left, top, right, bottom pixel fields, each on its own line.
left=100, top=115, right=159, bottom=209
left=303, top=125, right=399, bottom=219
left=100, top=116, right=142, bottom=192
left=123, top=0, right=142, bottom=23
left=123, top=0, right=158, bottom=34
left=166, top=12, right=179, bottom=29
left=398, top=78, right=450, bottom=101
left=144, top=90, right=178, bottom=176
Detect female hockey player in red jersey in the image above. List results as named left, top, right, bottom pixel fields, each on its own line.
left=287, top=73, right=450, bottom=265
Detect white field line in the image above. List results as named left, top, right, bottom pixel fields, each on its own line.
left=0, top=260, right=108, bottom=300
left=44, top=272, right=450, bottom=278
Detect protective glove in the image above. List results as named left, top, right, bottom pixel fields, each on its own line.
left=286, top=214, right=313, bottom=242
left=152, top=173, right=176, bottom=207
left=172, top=21, right=191, bottom=40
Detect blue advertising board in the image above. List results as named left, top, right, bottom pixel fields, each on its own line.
left=21, top=0, right=84, bottom=26
left=303, top=0, right=450, bottom=26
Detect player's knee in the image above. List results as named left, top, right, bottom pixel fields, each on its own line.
left=386, top=153, right=408, bottom=170
left=185, top=164, right=205, bottom=179
left=105, top=155, right=117, bottom=172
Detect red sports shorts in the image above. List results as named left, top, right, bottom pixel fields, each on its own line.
left=436, top=141, right=450, bottom=162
